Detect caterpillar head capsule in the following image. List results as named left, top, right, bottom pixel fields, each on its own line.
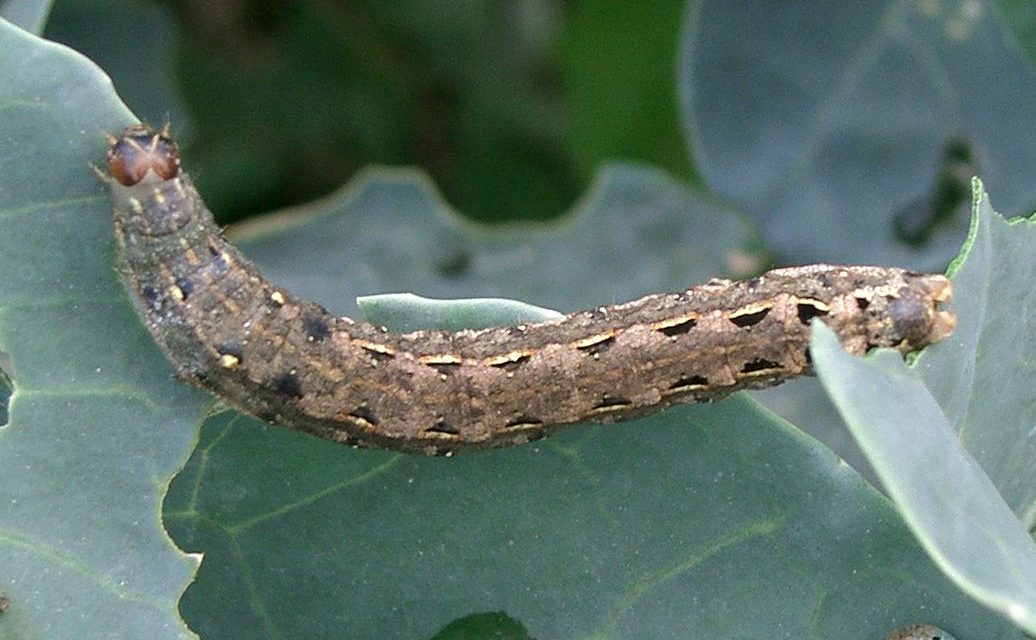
left=890, top=273, right=956, bottom=350
left=106, top=124, right=180, bottom=186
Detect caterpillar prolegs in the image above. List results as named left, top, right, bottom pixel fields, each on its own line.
left=104, top=125, right=955, bottom=456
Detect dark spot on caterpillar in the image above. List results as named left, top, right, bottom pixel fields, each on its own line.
left=745, top=277, right=762, bottom=291
left=216, top=342, right=243, bottom=359
left=255, top=407, right=280, bottom=423
left=796, top=300, right=829, bottom=324
left=174, top=276, right=193, bottom=300
left=669, top=374, right=709, bottom=390
left=505, top=415, right=544, bottom=429
left=215, top=342, right=244, bottom=369
left=140, top=283, right=161, bottom=311
left=176, top=364, right=208, bottom=385
left=588, top=307, right=609, bottom=322
left=740, top=358, right=783, bottom=374
left=655, top=316, right=697, bottom=337
left=302, top=312, right=331, bottom=342
left=728, top=306, right=771, bottom=328
left=855, top=296, right=871, bottom=310
left=593, top=396, right=631, bottom=412
left=204, top=241, right=229, bottom=274
left=106, top=124, right=180, bottom=186
left=524, top=430, right=547, bottom=442
left=272, top=370, right=303, bottom=398
left=427, top=419, right=460, bottom=436
left=507, top=325, right=528, bottom=337
left=803, top=347, right=812, bottom=365
left=348, top=405, right=379, bottom=427
left=575, top=334, right=616, bottom=355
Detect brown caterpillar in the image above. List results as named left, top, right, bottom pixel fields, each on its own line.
left=103, top=125, right=956, bottom=456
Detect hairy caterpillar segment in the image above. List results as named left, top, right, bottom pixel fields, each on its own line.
left=105, top=125, right=956, bottom=455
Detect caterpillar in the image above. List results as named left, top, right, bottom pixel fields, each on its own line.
left=103, top=124, right=955, bottom=456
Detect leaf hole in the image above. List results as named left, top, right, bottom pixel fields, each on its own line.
left=893, top=136, right=975, bottom=246
left=0, top=351, right=12, bottom=429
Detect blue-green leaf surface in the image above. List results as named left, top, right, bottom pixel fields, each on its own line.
left=814, top=322, right=1036, bottom=633
left=921, top=180, right=1036, bottom=520
left=0, top=0, right=51, bottom=34
left=165, top=173, right=1015, bottom=638
left=0, top=18, right=200, bottom=640
left=813, top=179, right=1036, bottom=633
left=680, top=0, right=1036, bottom=268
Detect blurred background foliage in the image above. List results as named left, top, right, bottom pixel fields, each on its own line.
left=46, top=0, right=693, bottom=225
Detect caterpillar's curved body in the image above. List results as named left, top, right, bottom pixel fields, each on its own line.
left=104, top=125, right=955, bottom=455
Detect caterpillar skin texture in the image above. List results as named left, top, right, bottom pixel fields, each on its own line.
left=105, top=125, right=956, bottom=456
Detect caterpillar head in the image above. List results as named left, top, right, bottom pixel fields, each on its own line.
left=106, top=123, right=180, bottom=186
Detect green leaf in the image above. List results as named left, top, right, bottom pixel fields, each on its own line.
left=813, top=322, right=1036, bottom=634
left=812, top=179, right=1036, bottom=633
left=5, top=7, right=1032, bottom=640
left=168, top=399, right=1021, bottom=639
left=165, top=173, right=1013, bottom=637
left=560, top=0, right=694, bottom=185
left=995, top=0, right=1036, bottom=64
left=42, top=0, right=189, bottom=131
left=229, top=164, right=761, bottom=316
left=680, top=0, right=1036, bottom=268
left=0, top=18, right=200, bottom=640
left=0, top=0, right=51, bottom=34
left=358, top=293, right=562, bottom=333
left=922, top=179, right=1036, bottom=519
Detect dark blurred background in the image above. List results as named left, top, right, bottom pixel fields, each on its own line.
left=47, top=0, right=695, bottom=224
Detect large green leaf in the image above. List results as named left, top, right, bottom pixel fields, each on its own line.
left=996, top=0, right=1036, bottom=63
left=0, top=0, right=51, bottom=34
left=0, top=18, right=200, bottom=640
left=813, top=180, right=1036, bottom=632
left=168, top=400, right=1022, bottom=640
left=814, top=325, right=1036, bottom=634
left=42, top=0, right=188, bottom=131
left=2, top=7, right=1030, bottom=640
left=680, top=0, right=1036, bottom=268
left=921, top=180, right=1036, bottom=519
left=164, top=176, right=1012, bottom=637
